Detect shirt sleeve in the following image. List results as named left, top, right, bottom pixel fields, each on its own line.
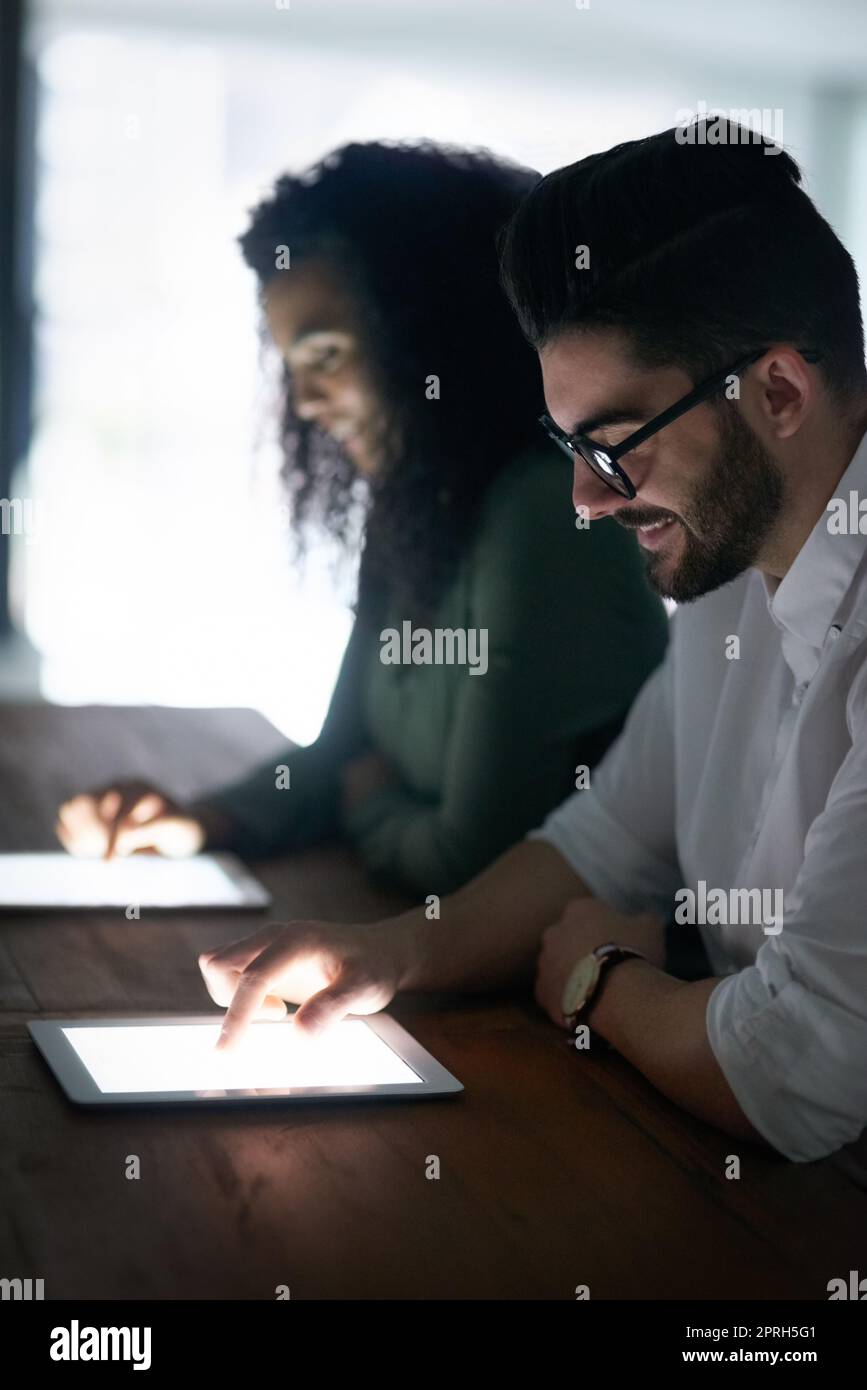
left=705, top=662, right=867, bottom=1162
left=345, top=465, right=670, bottom=896
left=528, top=614, right=683, bottom=919
left=203, top=604, right=376, bottom=856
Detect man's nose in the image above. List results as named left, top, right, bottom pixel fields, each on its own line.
left=572, top=461, right=624, bottom=521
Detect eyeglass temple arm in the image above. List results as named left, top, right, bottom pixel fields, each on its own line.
left=608, top=347, right=821, bottom=463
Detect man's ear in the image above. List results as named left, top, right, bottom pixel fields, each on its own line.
left=751, top=346, right=815, bottom=441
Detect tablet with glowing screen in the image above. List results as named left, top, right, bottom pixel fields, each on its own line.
left=28, top=1014, right=463, bottom=1106
left=0, top=852, right=270, bottom=910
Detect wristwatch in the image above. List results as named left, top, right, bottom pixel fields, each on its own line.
left=561, top=941, right=647, bottom=1030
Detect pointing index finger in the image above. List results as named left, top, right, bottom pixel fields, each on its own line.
left=213, top=932, right=308, bottom=1051
left=216, top=968, right=272, bottom=1051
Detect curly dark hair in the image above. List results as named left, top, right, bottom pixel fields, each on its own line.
left=239, top=140, right=543, bottom=617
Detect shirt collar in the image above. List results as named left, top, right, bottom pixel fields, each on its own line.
left=764, top=430, right=867, bottom=682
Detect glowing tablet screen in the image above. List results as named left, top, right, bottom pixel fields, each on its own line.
left=62, top=1021, right=423, bottom=1093
left=0, top=853, right=267, bottom=909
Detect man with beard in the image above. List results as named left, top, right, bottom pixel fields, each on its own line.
left=199, top=122, right=867, bottom=1162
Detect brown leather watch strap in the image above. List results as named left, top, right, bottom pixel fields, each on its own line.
left=579, top=945, right=646, bottom=1026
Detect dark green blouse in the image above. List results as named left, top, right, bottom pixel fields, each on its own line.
left=208, top=445, right=669, bottom=894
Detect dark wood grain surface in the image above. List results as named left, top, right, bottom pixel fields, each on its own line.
left=0, top=703, right=865, bottom=1300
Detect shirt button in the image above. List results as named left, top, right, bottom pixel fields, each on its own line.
left=828, top=624, right=841, bottom=642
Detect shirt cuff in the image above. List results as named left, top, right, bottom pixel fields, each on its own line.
left=706, top=952, right=867, bottom=1161
left=527, top=791, right=681, bottom=920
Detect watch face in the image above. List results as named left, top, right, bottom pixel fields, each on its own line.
left=561, top=954, right=601, bottom=1019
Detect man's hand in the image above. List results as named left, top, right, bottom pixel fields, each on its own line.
left=340, top=751, right=400, bottom=817
left=199, top=917, right=418, bottom=1050
left=198, top=840, right=588, bottom=1052
left=535, top=902, right=767, bottom=1146
left=534, top=898, right=666, bottom=1028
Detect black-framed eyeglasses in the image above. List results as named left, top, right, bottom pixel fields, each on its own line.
left=540, top=346, right=822, bottom=500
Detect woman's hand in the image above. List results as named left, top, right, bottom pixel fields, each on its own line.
left=56, top=781, right=208, bottom=859
left=199, top=917, right=415, bottom=1050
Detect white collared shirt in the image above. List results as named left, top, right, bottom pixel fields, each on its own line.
left=531, top=431, right=867, bottom=1161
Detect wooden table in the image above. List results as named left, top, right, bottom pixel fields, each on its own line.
left=1, top=703, right=865, bottom=1300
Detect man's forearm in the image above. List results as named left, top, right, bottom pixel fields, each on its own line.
left=397, top=839, right=588, bottom=992
left=587, top=959, right=769, bottom=1146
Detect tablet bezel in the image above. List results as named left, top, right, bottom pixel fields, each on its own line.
left=0, top=851, right=272, bottom=912
left=28, top=1012, right=464, bottom=1106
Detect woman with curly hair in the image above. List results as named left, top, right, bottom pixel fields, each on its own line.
left=57, top=141, right=668, bottom=895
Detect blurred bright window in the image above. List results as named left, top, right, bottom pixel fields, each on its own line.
left=18, top=2, right=864, bottom=737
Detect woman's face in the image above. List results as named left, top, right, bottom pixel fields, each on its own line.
left=263, top=257, right=386, bottom=476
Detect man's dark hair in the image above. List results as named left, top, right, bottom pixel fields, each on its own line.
left=499, top=121, right=867, bottom=404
